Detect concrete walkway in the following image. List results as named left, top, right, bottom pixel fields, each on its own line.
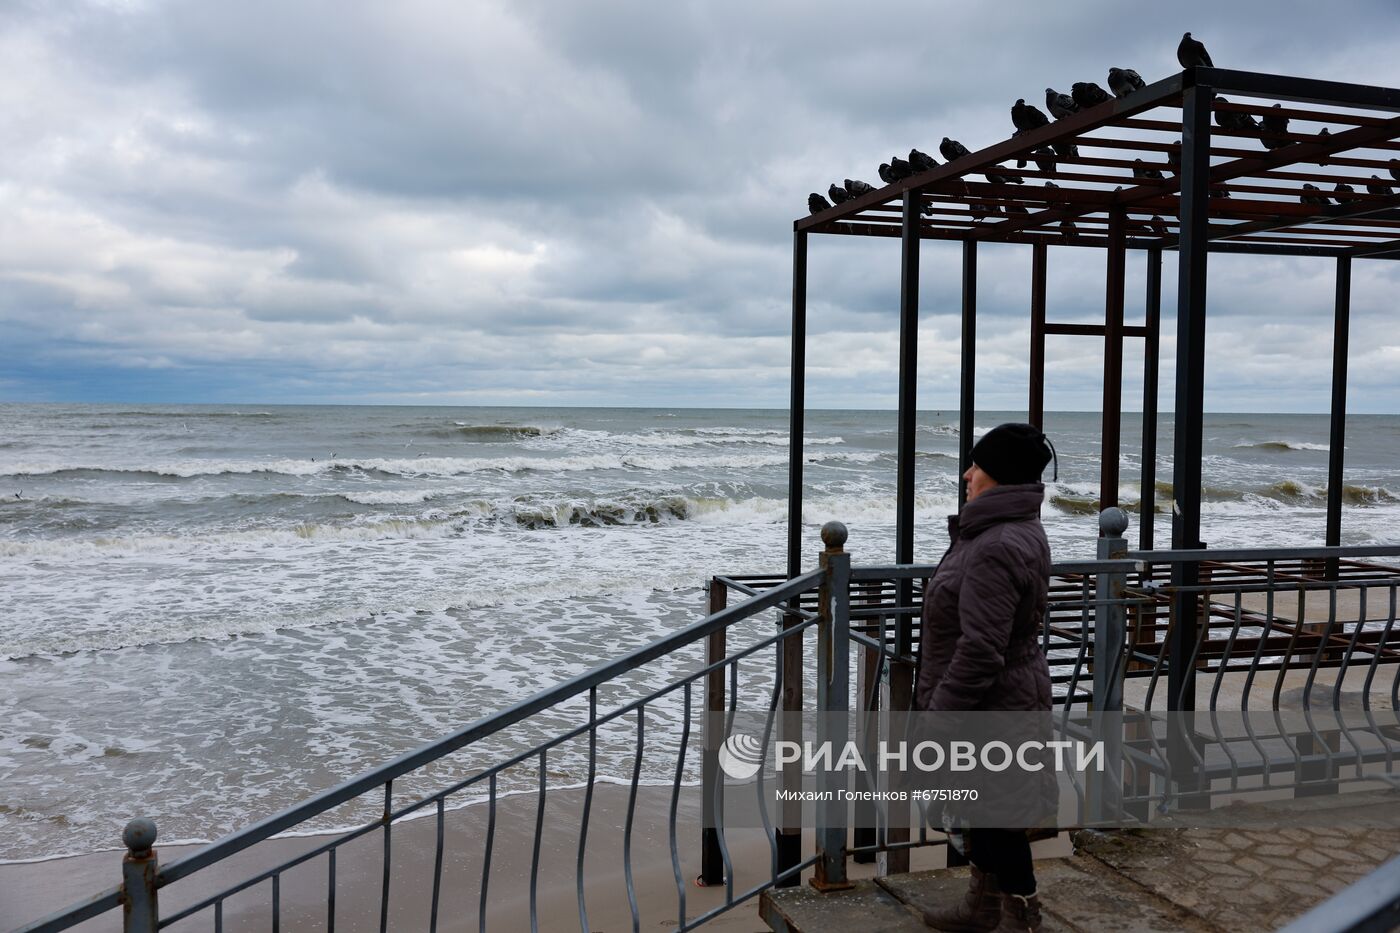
left=761, top=789, right=1400, bottom=932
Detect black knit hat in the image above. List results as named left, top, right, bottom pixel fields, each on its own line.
left=970, top=423, right=1057, bottom=484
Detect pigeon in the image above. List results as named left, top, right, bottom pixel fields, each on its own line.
left=1005, top=203, right=1029, bottom=215
left=1052, top=140, right=1079, bottom=160
left=1167, top=140, right=1182, bottom=175
left=845, top=179, right=875, bottom=197
left=889, top=156, right=914, bottom=180
left=878, top=163, right=897, bottom=185
left=1012, top=98, right=1051, bottom=134
left=1367, top=175, right=1394, bottom=197
left=1300, top=183, right=1330, bottom=206
left=1045, top=88, right=1078, bottom=120
left=1071, top=82, right=1113, bottom=109
left=1060, top=219, right=1079, bottom=239
left=940, top=137, right=971, bottom=162
left=828, top=183, right=849, bottom=204
left=985, top=165, right=1024, bottom=185
left=1148, top=215, right=1169, bottom=236
left=1334, top=182, right=1358, bottom=203
left=1133, top=158, right=1164, bottom=181
left=909, top=148, right=939, bottom=173
left=1390, top=159, right=1400, bottom=183
left=1214, top=97, right=1260, bottom=134
left=1107, top=67, right=1146, bottom=98
left=1178, top=32, right=1213, bottom=68
left=1260, top=104, right=1291, bottom=150
left=969, top=201, right=998, bottom=222
left=1031, top=147, right=1056, bottom=174
left=808, top=193, right=832, bottom=214
left=1212, top=185, right=1232, bottom=200
left=1317, top=128, right=1331, bottom=167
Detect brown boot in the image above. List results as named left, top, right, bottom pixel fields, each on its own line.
left=991, top=891, right=1043, bottom=932
left=921, top=864, right=1001, bottom=931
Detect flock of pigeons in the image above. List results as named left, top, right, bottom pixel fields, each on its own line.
left=807, top=31, right=1393, bottom=230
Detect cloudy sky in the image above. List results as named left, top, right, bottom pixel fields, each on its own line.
left=3, top=0, right=1400, bottom=411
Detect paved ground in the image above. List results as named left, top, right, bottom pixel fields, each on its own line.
left=762, top=789, right=1400, bottom=932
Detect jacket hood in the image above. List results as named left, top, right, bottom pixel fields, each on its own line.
left=951, top=482, right=1045, bottom=540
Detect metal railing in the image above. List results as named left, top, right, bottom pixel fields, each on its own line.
left=14, top=512, right=1400, bottom=932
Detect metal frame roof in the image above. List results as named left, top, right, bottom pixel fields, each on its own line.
left=797, top=68, right=1400, bottom=259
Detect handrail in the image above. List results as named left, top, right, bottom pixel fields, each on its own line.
left=158, top=568, right=821, bottom=886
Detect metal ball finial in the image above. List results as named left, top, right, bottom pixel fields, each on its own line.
left=123, top=817, right=157, bottom=856
left=820, top=521, right=848, bottom=549
left=1099, top=507, right=1130, bottom=537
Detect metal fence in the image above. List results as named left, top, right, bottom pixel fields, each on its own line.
left=13, top=512, right=1400, bottom=932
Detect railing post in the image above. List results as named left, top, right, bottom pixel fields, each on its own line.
left=121, top=818, right=159, bottom=933
left=813, top=521, right=853, bottom=891
left=699, top=578, right=726, bottom=886
left=1089, top=510, right=1128, bottom=824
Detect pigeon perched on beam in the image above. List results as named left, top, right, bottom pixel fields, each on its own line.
left=1132, top=158, right=1164, bottom=181
left=1107, top=68, right=1145, bottom=98
left=1045, top=88, right=1078, bottom=120
left=1389, top=159, right=1400, bottom=183
left=1148, top=215, right=1169, bottom=236
left=1317, top=128, right=1331, bottom=167
left=969, top=201, right=998, bottom=222
left=890, top=156, right=914, bottom=180
left=845, top=179, right=875, bottom=198
left=1052, top=140, right=1079, bottom=160
left=878, top=163, right=897, bottom=185
left=808, top=193, right=832, bottom=214
left=1212, top=185, right=1232, bottom=200
left=1300, top=183, right=1329, bottom=206
left=1031, top=148, right=1056, bottom=174
left=1005, top=203, right=1029, bottom=215
left=1012, top=99, right=1050, bottom=134
left=828, top=183, right=849, bottom=204
left=1366, top=175, right=1394, bottom=197
left=1333, top=182, right=1358, bottom=203
left=1177, top=32, right=1213, bottom=68
left=1059, top=219, right=1079, bottom=240
left=1167, top=140, right=1181, bottom=175
left=1071, top=82, right=1112, bottom=109
left=1260, top=104, right=1291, bottom=150
left=940, top=137, right=971, bottom=162
left=1214, top=97, right=1260, bottom=134
left=984, top=165, right=1024, bottom=185
left=909, top=148, right=939, bottom=173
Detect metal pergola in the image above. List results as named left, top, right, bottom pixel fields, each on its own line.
left=786, top=65, right=1400, bottom=581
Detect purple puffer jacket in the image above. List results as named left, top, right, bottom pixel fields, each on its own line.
left=915, top=483, right=1052, bottom=713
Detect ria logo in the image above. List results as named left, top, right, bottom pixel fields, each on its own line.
left=718, top=733, right=765, bottom=780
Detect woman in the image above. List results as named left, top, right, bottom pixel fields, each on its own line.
left=916, top=422, right=1056, bottom=933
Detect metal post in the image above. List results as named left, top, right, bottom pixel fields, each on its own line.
left=959, top=241, right=977, bottom=507
left=779, top=230, right=808, bottom=881
left=813, top=522, right=853, bottom=891
left=1029, top=242, right=1047, bottom=430
left=1326, top=255, right=1352, bottom=575
left=787, top=231, right=808, bottom=581
left=121, top=819, right=159, bottom=933
left=853, top=641, right=879, bottom=863
left=1090, top=510, right=1128, bottom=824
left=777, top=600, right=803, bottom=884
left=1140, top=249, right=1162, bottom=551
left=896, top=194, right=920, bottom=616
left=1101, top=210, right=1127, bottom=510
left=1169, top=84, right=1213, bottom=807
left=699, top=580, right=726, bottom=886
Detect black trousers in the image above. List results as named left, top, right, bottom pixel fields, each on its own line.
left=966, top=828, right=1036, bottom=895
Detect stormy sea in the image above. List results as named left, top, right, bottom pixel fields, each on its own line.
left=2, top=403, right=1398, bottom=860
